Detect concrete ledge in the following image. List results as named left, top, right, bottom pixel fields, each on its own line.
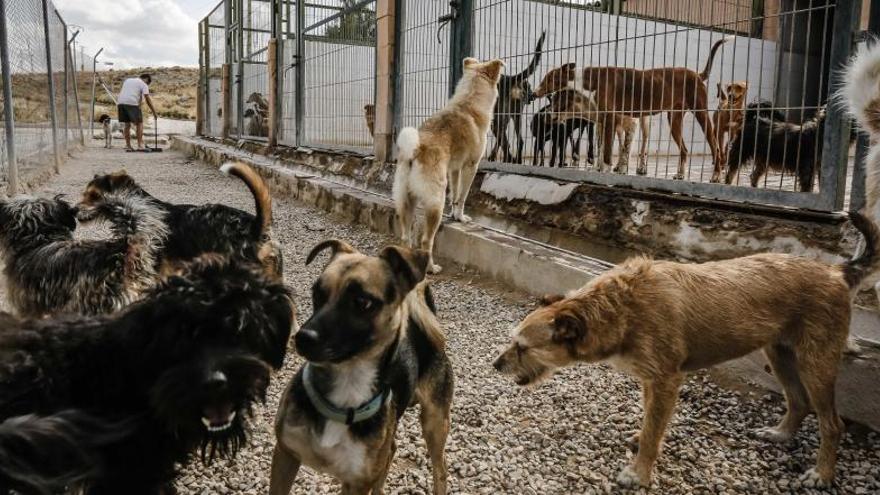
left=173, top=136, right=880, bottom=431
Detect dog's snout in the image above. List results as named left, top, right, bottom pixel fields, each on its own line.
left=492, top=354, right=506, bottom=372
left=205, top=370, right=228, bottom=391
left=294, top=327, right=320, bottom=353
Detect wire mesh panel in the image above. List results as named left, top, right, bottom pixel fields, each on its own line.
left=206, top=2, right=227, bottom=137
left=301, top=0, right=376, bottom=152
left=240, top=0, right=271, bottom=140
left=398, top=0, right=450, bottom=130
left=467, top=0, right=853, bottom=210
left=4, top=0, right=54, bottom=168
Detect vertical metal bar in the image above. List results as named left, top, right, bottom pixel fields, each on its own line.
left=42, top=0, right=61, bottom=172
left=295, top=0, right=305, bottom=146
left=61, top=19, right=68, bottom=154
left=819, top=0, right=860, bottom=211
left=67, top=42, right=84, bottom=146
left=449, top=0, right=474, bottom=96
left=391, top=0, right=405, bottom=140
left=89, top=48, right=102, bottom=140
left=237, top=0, right=245, bottom=138
left=197, top=20, right=205, bottom=136
left=269, top=0, right=282, bottom=147
left=204, top=17, right=211, bottom=136
left=0, top=0, right=18, bottom=195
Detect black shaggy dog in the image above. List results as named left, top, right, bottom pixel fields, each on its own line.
left=0, top=259, right=295, bottom=494
left=0, top=193, right=167, bottom=317
left=0, top=411, right=135, bottom=494
left=725, top=103, right=825, bottom=191
left=78, top=162, right=283, bottom=281
left=488, top=31, right=546, bottom=164
left=530, top=102, right=593, bottom=168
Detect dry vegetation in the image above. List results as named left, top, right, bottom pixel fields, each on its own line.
left=85, top=67, right=198, bottom=121
left=7, top=66, right=198, bottom=124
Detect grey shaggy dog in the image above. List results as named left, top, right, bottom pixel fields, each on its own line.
left=0, top=193, right=168, bottom=317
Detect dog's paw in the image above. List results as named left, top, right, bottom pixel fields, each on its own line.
left=636, top=167, right=647, bottom=176
left=752, top=426, right=793, bottom=443
left=800, top=468, right=832, bottom=488
left=672, top=173, right=685, bottom=180
left=428, top=263, right=442, bottom=274
left=616, top=465, right=646, bottom=488
left=455, top=213, right=472, bottom=223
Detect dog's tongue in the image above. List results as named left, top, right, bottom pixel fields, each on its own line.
left=203, top=403, right=234, bottom=427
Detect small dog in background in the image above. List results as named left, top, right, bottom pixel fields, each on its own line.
left=0, top=258, right=296, bottom=493
left=78, top=162, right=283, bottom=281
left=530, top=98, right=593, bottom=168
left=725, top=104, right=825, bottom=191
left=270, top=240, right=453, bottom=495
left=394, top=57, right=504, bottom=273
left=713, top=81, right=749, bottom=167
left=494, top=211, right=880, bottom=488
left=98, top=113, right=121, bottom=149
left=364, top=104, right=376, bottom=137
left=0, top=193, right=167, bottom=317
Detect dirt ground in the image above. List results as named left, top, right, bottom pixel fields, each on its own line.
left=2, top=143, right=878, bottom=494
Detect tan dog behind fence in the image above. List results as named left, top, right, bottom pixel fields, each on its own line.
left=713, top=81, right=749, bottom=168
left=534, top=37, right=731, bottom=181
left=494, top=212, right=880, bottom=489
left=393, top=57, right=504, bottom=274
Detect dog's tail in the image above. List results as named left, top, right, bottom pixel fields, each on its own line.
left=0, top=411, right=135, bottom=495
left=509, top=31, right=547, bottom=83
left=841, top=40, right=880, bottom=138
left=699, top=36, right=734, bottom=81
left=843, top=211, right=880, bottom=290
left=393, top=128, right=420, bottom=207
left=221, top=162, right=273, bottom=240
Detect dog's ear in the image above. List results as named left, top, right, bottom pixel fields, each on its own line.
left=717, top=82, right=726, bottom=100
left=380, top=245, right=428, bottom=295
left=305, top=239, right=357, bottom=266
left=552, top=307, right=586, bottom=343
left=463, top=57, right=479, bottom=70
left=538, top=294, right=565, bottom=306
left=560, top=63, right=576, bottom=76
left=480, top=59, right=505, bottom=81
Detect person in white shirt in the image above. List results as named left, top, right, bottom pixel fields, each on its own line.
left=117, top=73, right=157, bottom=151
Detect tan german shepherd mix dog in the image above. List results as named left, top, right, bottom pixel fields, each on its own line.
left=394, top=57, right=505, bottom=274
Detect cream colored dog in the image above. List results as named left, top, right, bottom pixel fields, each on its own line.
left=393, top=57, right=504, bottom=274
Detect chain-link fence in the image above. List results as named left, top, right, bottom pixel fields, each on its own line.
left=1, top=0, right=86, bottom=195
left=197, top=0, right=870, bottom=213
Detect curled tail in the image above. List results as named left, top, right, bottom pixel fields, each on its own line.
left=0, top=411, right=135, bottom=494
left=843, top=211, right=880, bottom=289
left=220, top=162, right=273, bottom=240
left=393, top=128, right=420, bottom=207
left=699, top=36, right=734, bottom=81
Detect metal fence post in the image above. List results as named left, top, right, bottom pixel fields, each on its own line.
left=448, top=0, right=473, bottom=96
left=88, top=48, right=102, bottom=140
left=819, top=0, right=861, bottom=211
left=67, top=31, right=84, bottom=146
left=62, top=20, right=69, bottom=154
left=0, top=0, right=18, bottom=195
left=295, top=0, right=305, bottom=146
left=41, top=0, right=61, bottom=172
left=374, top=0, right=397, bottom=162
left=267, top=0, right=281, bottom=149
left=197, top=20, right=205, bottom=136
left=236, top=0, right=245, bottom=138
left=391, top=0, right=405, bottom=143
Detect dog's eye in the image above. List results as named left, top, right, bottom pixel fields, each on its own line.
left=514, top=343, right=527, bottom=357
left=354, top=295, right=374, bottom=312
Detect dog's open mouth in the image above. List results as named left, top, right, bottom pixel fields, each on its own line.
left=201, top=405, right=237, bottom=433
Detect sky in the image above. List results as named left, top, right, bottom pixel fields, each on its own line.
left=55, top=0, right=219, bottom=69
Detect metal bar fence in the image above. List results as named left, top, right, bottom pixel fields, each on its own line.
left=1, top=0, right=86, bottom=193
left=197, top=0, right=867, bottom=213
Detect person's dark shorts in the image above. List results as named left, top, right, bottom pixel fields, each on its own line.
left=117, top=104, right=142, bottom=124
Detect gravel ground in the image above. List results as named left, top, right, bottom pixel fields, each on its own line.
left=4, top=145, right=879, bottom=494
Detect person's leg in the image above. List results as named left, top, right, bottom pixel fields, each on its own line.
left=136, top=122, right=144, bottom=149
left=124, top=123, right=132, bottom=149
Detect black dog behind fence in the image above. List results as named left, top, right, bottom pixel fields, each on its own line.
left=198, top=0, right=870, bottom=212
